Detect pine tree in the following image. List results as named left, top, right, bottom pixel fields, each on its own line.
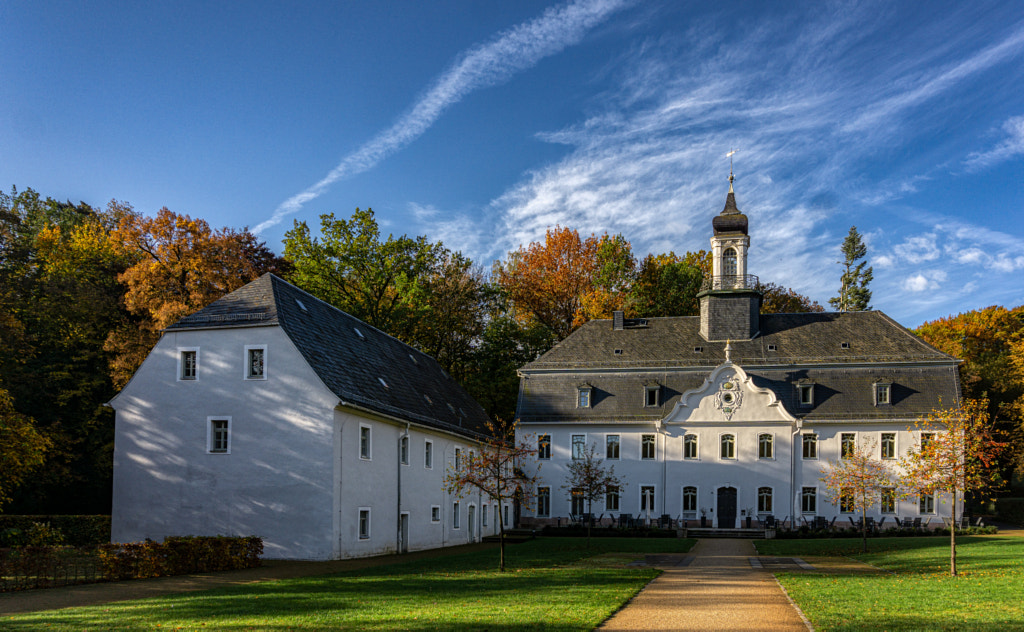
left=829, top=226, right=873, bottom=311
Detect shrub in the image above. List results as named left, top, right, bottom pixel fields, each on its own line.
left=98, top=536, right=263, bottom=581
left=0, top=516, right=109, bottom=547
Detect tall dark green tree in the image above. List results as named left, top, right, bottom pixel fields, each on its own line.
left=829, top=226, right=873, bottom=311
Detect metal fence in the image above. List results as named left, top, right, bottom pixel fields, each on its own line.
left=0, top=546, right=103, bottom=592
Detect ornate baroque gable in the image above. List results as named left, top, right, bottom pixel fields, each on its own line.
left=663, top=360, right=796, bottom=425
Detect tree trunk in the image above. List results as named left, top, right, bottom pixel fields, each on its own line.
left=498, top=506, right=506, bottom=572
left=861, top=504, right=868, bottom=554
left=951, top=488, right=957, bottom=577
left=586, top=498, right=592, bottom=547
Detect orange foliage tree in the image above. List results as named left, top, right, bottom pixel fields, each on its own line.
left=819, top=437, right=896, bottom=552
left=561, top=442, right=622, bottom=544
left=900, top=400, right=1006, bottom=576
left=443, top=418, right=539, bottom=571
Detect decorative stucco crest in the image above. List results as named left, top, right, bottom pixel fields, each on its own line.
left=662, top=360, right=796, bottom=425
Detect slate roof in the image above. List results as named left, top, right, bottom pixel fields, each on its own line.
left=167, top=274, right=491, bottom=439
left=517, top=311, right=961, bottom=423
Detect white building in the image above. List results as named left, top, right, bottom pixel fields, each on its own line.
left=110, top=274, right=505, bottom=559
left=516, top=179, right=960, bottom=529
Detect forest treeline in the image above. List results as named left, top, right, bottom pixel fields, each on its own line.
left=0, top=186, right=1019, bottom=514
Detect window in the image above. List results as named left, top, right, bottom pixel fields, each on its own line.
left=577, top=387, right=591, bottom=408
left=431, top=506, right=441, bottom=522
left=494, top=505, right=499, bottom=528
left=482, top=505, right=488, bottom=526
left=245, top=345, right=266, bottom=379
left=538, top=435, right=551, bottom=459
left=797, top=384, right=813, bottom=406
left=683, top=434, right=698, bottom=459
left=504, top=505, right=509, bottom=527
left=802, top=434, right=818, bottom=459
left=537, top=487, right=551, bottom=517
left=453, top=501, right=461, bottom=528
left=881, top=488, right=896, bottom=514
left=722, top=247, right=737, bottom=276
left=640, top=486, right=655, bottom=514
left=758, top=433, right=774, bottom=459
left=641, top=434, right=656, bottom=460
left=881, top=433, right=896, bottom=459
left=606, top=435, right=620, bottom=459
left=801, top=487, right=817, bottom=514
left=572, top=434, right=586, bottom=460
left=875, top=383, right=891, bottom=405
left=921, top=432, right=935, bottom=451
left=840, top=490, right=855, bottom=513
left=424, top=440, right=433, bottom=468
left=682, top=486, right=697, bottom=513
left=359, top=425, right=371, bottom=459
left=359, top=509, right=370, bottom=539
left=841, top=433, right=856, bottom=459
left=606, top=486, right=620, bottom=512
left=455, top=448, right=462, bottom=470
left=919, top=493, right=935, bottom=515
left=179, top=349, right=197, bottom=380
left=644, top=385, right=660, bottom=407
left=758, top=487, right=773, bottom=513
left=720, top=434, right=736, bottom=459
left=208, top=418, right=230, bottom=453
left=571, top=488, right=585, bottom=515
left=400, top=436, right=409, bottom=465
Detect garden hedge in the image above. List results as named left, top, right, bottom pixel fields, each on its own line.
left=0, top=515, right=110, bottom=547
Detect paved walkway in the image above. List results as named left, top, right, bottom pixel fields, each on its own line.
left=599, top=539, right=811, bottom=632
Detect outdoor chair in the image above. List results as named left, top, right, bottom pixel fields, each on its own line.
left=763, top=515, right=776, bottom=528
left=618, top=513, right=633, bottom=528
left=659, top=514, right=672, bottom=528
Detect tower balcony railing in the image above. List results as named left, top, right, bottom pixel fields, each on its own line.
left=700, top=274, right=759, bottom=292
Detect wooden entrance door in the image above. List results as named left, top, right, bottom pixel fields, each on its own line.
left=717, top=487, right=737, bottom=528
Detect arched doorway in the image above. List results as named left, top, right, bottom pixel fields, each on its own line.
left=717, top=487, right=737, bottom=528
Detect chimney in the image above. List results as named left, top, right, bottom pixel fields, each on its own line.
left=612, top=311, right=624, bottom=330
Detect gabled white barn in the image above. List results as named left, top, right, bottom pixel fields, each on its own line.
left=110, top=274, right=505, bottom=559
left=516, top=179, right=961, bottom=529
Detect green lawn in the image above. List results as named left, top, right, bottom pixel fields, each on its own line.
left=756, top=536, right=1024, bottom=631
left=3, top=538, right=695, bottom=631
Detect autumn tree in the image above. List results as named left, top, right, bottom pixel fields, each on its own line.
left=829, top=226, right=873, bottom=311
left=106, top=207, right=282, bottom=387
left=757, top=281, right=825, bottom=314
left=444, top=418, right=539, bottom=571
left=916, top=306, right=1024, bottom=479
left=820, top=437, right=896, bottom=552
left=630, top=253, right=705, bottom=317
left=561, top=442, right=623, bottom=544
left=577, top=234, right=637, bottom=323
left=0, top=386, right=52, bottom=511
left=900, top=400, right=1006, bottom=576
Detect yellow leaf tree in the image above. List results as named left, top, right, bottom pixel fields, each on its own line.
left=820, top=437, right=896, bottom=553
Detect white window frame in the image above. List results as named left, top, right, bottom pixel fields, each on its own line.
left=577, top=387, right=592, bottom=408
left=639, top=485, right=657, bottom=515
left=920, top=432, right=935, bottom=451
left=482, top=503, right=488, bottom=527
left=719, top=433, right=736, bottom=460
left=453, top=501, right=461, bottom=529
left=537, top=486, right=551, bottom=517
left=606, top=434, right=620, bottom=460
left=874, top=382, right=892, bottom=406
left=840, top=432, right=857, bottom=459
left=359, top=424, right=371, bottom=460
left=424, top=440, right=433, bottom=469
left=571, top=434, right=586, bottom=460
left=919, top=493, right=935, bottom=515
left=644, top=385, right=660, bottom=407
left=757, top=433, right=774, bottom=460
left=400, top=435, right=409, bottom=465
left=430, top=505, right=441, bottom=523
left=881, top=487, right=896, bottom=514
left=802, top=433, right=818, bottom=460
left=757, top=486, right=773, bottom=514
left=178, top=347, right=199, bottom=381
left=538, top=434, right=551, bottom=460
left=358, top=507, right=371, bottom=540
left=797, top=383, right=814, bottom=406
left=243, top=344, right=267, bottom=380
left=455, top=448, right=462, bottom=470
left=682, top=486, right=698, bottom=517
left=605, top=485, right=620, bottom=512
left=801, top=487, right=817, bottom=514
left=839, top=489, right=855, bottom=514
left=641, top=434, right=656, bottom=460
left=880, top=432, right=897, bottom=460
left=570, top=487, right=586, bottom=515
left=683, top=434, right=699, bottom=460
left=207, top=416, right=231, bottom=454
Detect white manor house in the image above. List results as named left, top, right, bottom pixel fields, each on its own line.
left=515, top=179, right=960, bottom=530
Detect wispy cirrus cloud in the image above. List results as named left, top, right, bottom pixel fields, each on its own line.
left=964, top=115, right=1024, bottom=171
left=253, top=0, right=634, bottom=234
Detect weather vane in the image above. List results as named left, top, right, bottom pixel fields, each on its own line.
left=727, top=149, right=737, bottom=180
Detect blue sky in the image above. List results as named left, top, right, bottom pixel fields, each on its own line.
left=3, top=0, right=1023, bottom=327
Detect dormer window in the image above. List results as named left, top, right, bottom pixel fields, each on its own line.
left=797, top=383, right=814, bottom=406
left=577, top=386, right=592, bottom=408
left=874, top=382, right=892, bottom=406
left=767, top=344, right=777, bottom=351
left=722, top=248, right=738, bottom=276
left=644, top=385, right=660, bottom=407
left=840, top=342, right=850, bottom=349
left=694, top=346, right=704, bottom=353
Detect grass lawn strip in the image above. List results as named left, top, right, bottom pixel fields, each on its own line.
left=756, top=536, right=1024, bottom=632
left=3, top=538, right=695, bottom=631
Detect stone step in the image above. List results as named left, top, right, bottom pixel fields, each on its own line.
left=684, top=527, right=769, bottom=539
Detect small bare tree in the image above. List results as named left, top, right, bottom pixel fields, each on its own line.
left=444, top=418, right=539, bottom=571
left=561, top=443, right=622, bottom=544
left=820, top=437, right=896, bottom=553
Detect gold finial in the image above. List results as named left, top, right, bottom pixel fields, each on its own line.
left=727, top=149, right=737, bottom=193
left=725, top=339, right=732, bottom=362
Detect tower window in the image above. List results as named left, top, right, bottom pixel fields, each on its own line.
left=723, top=248, right=738, bottom=276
